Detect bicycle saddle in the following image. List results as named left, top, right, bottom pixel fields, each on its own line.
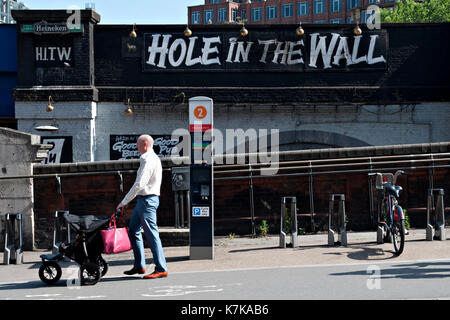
left=386, top=184, right=402, bottom=198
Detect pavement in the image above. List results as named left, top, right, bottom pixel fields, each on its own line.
left=1, top=228, right=449, bottom=286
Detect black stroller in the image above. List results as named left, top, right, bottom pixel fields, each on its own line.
left=39, top=212, right=115, bottom=286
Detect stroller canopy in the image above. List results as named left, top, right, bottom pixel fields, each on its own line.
left=64, top=213, right=110, bottom=232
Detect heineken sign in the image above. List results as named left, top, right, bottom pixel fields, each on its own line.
left=21, top=22, right=83, bottom=35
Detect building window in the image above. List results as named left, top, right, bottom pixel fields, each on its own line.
left=211, top=0, right=220, bottom=4
left=204, top=10, right=214, bottom=23
left=361, top=10, right=368, bottom=23
left=282, top=4, right=293, bottom=18
left=267, top=5, right=278, bottom=19
left=191, top=11, right=200, bottom=24
left=232, top=8, right=238, bottom=21
left=330, top=0, right=342, bottom=12
left=368, top=0, right=378, bottom=3
left=298, top=2, right=309, bottom=15
left=218, top=8, right=227, bottom=22
left=347, top=0, right=360, bottom=10
left=314, top=20, right=326, bottom=23
left=241, top=9, right=247, bottom=21
left=330, top=18, right=342, bottom=23
left=252, top=7, right=262, bottom=21
left=314, top=0, right=325, bottom=14
left=347, top=17, right=352, bottom=23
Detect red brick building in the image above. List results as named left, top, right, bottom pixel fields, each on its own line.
left=188, top=0, right=396, bottom=25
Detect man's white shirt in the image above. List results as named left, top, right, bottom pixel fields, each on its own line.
left=120, top=149, right=162, bottom=207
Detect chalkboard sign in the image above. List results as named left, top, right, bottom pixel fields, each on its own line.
left=110, top=135, right=182, bottom=160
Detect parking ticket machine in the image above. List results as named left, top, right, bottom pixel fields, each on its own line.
left=189, top=97, right=214, bottom=260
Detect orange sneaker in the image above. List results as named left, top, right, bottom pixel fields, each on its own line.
left=143, top=271, right=168, bottom=279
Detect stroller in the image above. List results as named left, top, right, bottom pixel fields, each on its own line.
left=39, top=212, right=116, bottom=286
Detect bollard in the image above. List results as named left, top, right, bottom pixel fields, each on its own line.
left=280, top=196, right=299, bottom=248
left=426, top=189, right=446, bottom=241
left=328, top=194, right=347, bottom=246
left=52, top=211, right=71, bottom=254
left=3, top=213, right=23, bottom=265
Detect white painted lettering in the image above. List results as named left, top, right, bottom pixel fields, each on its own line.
left=367, top=35, right=386, bottom=65
left=201, top=36, right=221, bottom=65
left=146, top=34, right=172, bottom=68
left=287, top=40, right=305, bottom=65
left=309, top=33, right=340, bottom=69
left=168, top=38, right=187, bottom=67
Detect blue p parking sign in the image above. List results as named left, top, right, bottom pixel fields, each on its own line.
left=192, top=207, right=209, bottom=217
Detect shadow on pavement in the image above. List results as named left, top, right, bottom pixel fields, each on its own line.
left=329, top=261, right=450, bottom=280
left=0, top=280, right=66, bottom=291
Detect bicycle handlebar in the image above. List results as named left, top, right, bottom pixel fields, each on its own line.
left=368, top=170, right=408, bottom=185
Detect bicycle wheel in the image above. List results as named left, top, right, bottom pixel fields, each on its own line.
left=392, top=220, right=405, bottom=256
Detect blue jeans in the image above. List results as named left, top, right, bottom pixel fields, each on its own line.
left=128, top=195, right=167, bottom=272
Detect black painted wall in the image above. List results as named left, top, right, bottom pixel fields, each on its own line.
left=11, top=10, right=450, bottom=104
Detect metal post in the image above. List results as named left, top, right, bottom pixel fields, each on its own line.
left=3, top=213, right=23, bottom=265
left=280, top=199, right=286, bottom=248
left=15, top=214, right=23, bottom=265
left=280, top=196, right=298, bottom=248
left=186, top=190, right=191, bottom=229
left=426, top=189, right=446, bottom=241
left=308, top=162, right=315, bottom=232
left=52, top=210, right=70, bottom=254
left=174, top=191, right=180, bottom=228
left=290, top=197, right=299, bottom=248
left=180, top=191, right=185, bottom=228
left=249, top=164, right=256, bottom=236
left=328, top=194, right=347, bottom=246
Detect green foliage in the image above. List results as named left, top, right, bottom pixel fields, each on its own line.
left=380, top=0, right=450, bottom=23
left=404, top=209, right=410, bottom=229
left=258, top=220, right=269, bottom=237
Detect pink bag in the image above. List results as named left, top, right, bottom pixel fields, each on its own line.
left=101, top=212, right=132, bottom=254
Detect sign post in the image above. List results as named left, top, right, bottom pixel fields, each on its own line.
left=189, top=96, right=214, bottom=260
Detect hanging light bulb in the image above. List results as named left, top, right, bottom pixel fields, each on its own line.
left=184, top=25, right=192, bottom=37
left=129, top=23, right=137, bottom=38
left=240, top=25, right=248, bottom=37
left=124, top=98, right=133, bottom=116
left=354, top=24, right=362, bottom=35
left=296, top=23, right=304, bottom=36
left=46, top=95, right=54, bottom=112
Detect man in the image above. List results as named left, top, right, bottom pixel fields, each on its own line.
left=117, top=134, right=168, bottom=279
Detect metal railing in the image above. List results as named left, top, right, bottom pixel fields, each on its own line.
left=0, top=148, right=449, bottom=232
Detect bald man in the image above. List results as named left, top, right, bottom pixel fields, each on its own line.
left=117, top=135, right=168, bottom=279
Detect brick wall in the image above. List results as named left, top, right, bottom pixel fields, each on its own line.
left=188, top=0, right=398, bottom=25
left=31, top=146, right=450, bottom=249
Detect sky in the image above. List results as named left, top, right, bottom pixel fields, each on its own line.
left=22, top=0, right=203, bottom=24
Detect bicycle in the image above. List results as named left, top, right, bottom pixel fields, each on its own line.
left=369, top=170, right=407, bottom=256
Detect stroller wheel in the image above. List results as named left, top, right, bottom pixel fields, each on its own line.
left=97, top=256, right=108, bottom=277
left=39, top=261, right=62, bottom=285
left=80, top=262, right=101, bottom=286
